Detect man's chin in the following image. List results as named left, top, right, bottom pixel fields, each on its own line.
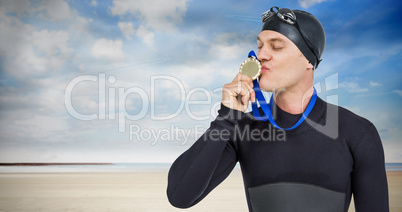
left=258, top=81, right=277, bottom=92
left=258, top=86, right=275, bottom=93
left=258, top=84, right=286, bottom=93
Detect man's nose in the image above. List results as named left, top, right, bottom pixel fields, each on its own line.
left=257, top=46, right=272, bottom=61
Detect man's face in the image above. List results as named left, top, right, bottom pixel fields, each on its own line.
left=256, top=30, right=313, bottom=92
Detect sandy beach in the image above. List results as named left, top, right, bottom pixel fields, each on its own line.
left=0, top=169, right=400, bottom=212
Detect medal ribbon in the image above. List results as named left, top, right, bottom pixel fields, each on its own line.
left=248, top=50, right=317, bottom=130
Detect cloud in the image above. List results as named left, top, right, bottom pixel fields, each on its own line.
left=110, top=0, right=189, bottom=32
left=0, top=76, right=77, bottom=145
left=0, top=11, right=71, bottom=77
left=0, top=0, right=34, bottom=16
left=91, top=38, right=124, bottom=62
left=136, top=25, right=154, bottom=46
left=0, top=77, right=70, bottom=113
left=0, top=0, right=72, bottom=20
left=208, top=33, right=255, bottom=61
left=38, top=0, right=72, bottom=21
left=74, top=16, right=93, bottom=34
left=15, top=114, right=69, bottom=134
left=118, top=22, right=135, bottom=40
left=0, top=10, right=33, bottom=57
left=32, top=30, right=71, bottom=56
left=369, top=81, right=382, bottom=87
left=22, top=29, right=71, bottom=74
left=339, top=81, right=368, bottom=93
left=209, top=33, right=244, bottom=60
left=298, top=0, right=330, bottom=8
left=90, top=0, right=98, bottom=7
left=393, top=90, right=402, bottom=96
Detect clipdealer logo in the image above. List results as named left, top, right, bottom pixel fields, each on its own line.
left=64, top=72, right=340, bottom=143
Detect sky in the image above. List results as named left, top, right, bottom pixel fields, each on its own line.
left=0, top=0, right=401, bottom=163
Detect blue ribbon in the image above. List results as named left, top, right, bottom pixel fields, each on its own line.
left=248, top=50, right=257, bottom=58
left=248, top=50, right=317, bottom=130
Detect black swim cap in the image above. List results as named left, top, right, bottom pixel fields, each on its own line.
left=261, top=7, right=325, bottom=69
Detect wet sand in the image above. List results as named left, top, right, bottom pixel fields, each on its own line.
left=0, top=170, right=400, bottom=211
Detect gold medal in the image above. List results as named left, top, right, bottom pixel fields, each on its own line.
left=239, top=56, right=261, bottom=80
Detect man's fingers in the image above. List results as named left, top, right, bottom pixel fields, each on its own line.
left=224, top=81, right=255, bottom=102
left=239, top=81, right=255, bottom=104
left=222, top=76, right=256, bottom=111
left=232, top=73, right=253, bottom=85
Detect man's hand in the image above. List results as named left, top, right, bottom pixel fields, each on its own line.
left=222, top=73, right=256, bottom=112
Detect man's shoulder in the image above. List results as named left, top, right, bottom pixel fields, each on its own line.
left=328, top=101, right=371, bottom=126
left=323, top=99, right=374, bottom=145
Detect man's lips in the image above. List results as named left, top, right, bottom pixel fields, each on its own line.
left=261, top=65, right=269, bottom=73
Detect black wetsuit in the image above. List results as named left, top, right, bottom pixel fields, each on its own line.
left=167, top=97, right=389, bottom=212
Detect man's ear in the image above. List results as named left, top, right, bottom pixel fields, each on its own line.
left=307, top=62, right=314, bottom=70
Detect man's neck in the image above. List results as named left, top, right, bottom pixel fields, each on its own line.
left=274, top=86, right=315, bottom=115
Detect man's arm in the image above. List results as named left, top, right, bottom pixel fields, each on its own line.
left=351, top=123, right=389, bottom=211
left=166, top=104, right=242, bottom=208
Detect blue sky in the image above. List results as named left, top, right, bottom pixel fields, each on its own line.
left=0, top=0, right=401, bottom=163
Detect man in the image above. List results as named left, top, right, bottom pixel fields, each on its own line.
left=167, top=6, right=389, bottom=212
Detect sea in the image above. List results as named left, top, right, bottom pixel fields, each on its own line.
left=0, top=163, right=172, bottom=173
left=0, top=163, right=401, bottom=173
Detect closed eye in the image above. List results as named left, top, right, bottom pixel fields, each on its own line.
left=271, top=44, right=283, bottom=50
